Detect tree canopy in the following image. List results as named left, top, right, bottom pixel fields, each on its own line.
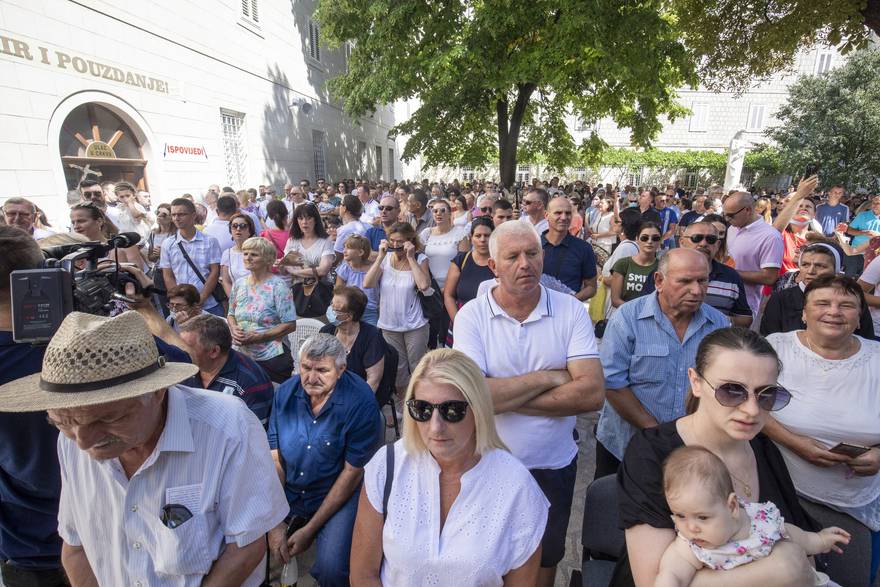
left=670, top=0, right=880, bottom=90
left=767, top=49, right=880, bottom=189
left=316, top=0, right=697, bottom=186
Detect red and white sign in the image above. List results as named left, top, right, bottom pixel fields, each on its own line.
left=163, top=141, right=209, bottom=162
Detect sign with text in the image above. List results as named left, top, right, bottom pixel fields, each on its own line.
left=163, top=141, right=209, bottom=163
left=0, top=33, right=178, bottom=96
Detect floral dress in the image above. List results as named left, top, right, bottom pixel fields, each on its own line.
left=229, top=275, right=297, bottom=361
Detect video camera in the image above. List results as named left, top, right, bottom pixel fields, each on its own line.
left=10, top=232, right=154, bottom=343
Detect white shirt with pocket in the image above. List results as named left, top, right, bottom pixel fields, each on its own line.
left=377, top=253, right=430, bottom=332
left=364, top=442, right=549, bottom=586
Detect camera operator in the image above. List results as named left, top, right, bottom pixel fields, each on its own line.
left=0, top=225, right=66, bottom=586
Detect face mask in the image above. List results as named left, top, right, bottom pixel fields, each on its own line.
left=325, top=306, right=340, bottom=326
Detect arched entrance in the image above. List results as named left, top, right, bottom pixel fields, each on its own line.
left=59, top=102, right=149, bottom=191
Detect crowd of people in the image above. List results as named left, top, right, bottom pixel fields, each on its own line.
left=0, top=173, right=879, bottom=587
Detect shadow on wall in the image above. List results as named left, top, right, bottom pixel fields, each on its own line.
left=261, top=64, right=302, bottom=189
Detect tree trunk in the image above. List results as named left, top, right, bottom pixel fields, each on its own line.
left=862, top=0, right=880, bottom=37
left=496, top=83, right=536, bottom=189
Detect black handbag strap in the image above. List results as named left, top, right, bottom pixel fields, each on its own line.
left=382, top=442, right=394, bottom=523
left=177, top=240, right=207, bottom=285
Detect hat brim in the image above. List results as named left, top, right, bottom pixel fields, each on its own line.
left=0, top=362, right=199, bottom=412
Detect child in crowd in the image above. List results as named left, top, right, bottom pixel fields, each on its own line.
left=656, top=446, right=850, bottom=587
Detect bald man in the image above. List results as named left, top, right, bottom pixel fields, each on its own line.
left=722, top=191, right=783, bottom=315
left=595, top=248, right=729, bottom=476
left=541, top=197, right=597, bottom=300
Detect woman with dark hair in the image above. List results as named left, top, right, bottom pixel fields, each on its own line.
left=616, top=327, right=819, bottom=587
left=764, top=275, right=880, bottom=586
left=443, top=216, right=494, bottom=323
left=69, top=202, right=142, bottom=267
left=282, top=203, right=335, bottom=284
left=450, top=193, right=471, bottom=227
left=220, top=212, right=256, bottom=296
left=260, top=199, right=289, bottom=261
left=610, top=222, right=661, bottom=307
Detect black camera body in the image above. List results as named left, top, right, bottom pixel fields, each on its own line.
left=10, top=233, right=144, bottom=343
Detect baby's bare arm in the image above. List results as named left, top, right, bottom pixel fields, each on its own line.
left=784, top=523, right=851, bottom=556
left=655, top=538, right=701, bottom=587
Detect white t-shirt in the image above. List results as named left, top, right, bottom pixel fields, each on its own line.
left=419, top=225, right=468, bottom=288
left=360, top=199, right=381, bottom=224
left=768, top=331, right=880, bottom=509
left=334, top=220, right=368, bottom=253
left=591, top=212, right=617, bottom=249
left=220, top=248, right=250, bottom=285
left=364, top=442, right=548, bottom=586
left=453, top=285, right=599, bottom=469
left=283, top=237, right=335, bottom=269
left=113, top=202, right=152, bottom=239
left=204, top=219, right=234, bottom=253
left=860, top=255, right=880, bottom=334
left=377, top=253, right=429, bottom=332
left=520, top=213, right=549, bottom=235
left=602, top=240, right=638, bottom=278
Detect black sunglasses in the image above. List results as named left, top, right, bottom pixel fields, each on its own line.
left=697, top=372, right=791, bottom=412
left=683, top=234, right=719, bottom=244
left=724, top=206, right=748, bottom=220
left=480, top=207, right=493, bottom=212
left=406, top=399, right=469, bottom=423
left=378, top=205, right=396, bottom=211
left=230, top=223, right=250, bottom=230
left=161, top=503, right=193, bottom=529
left=639, top=234, right=662, bottom=242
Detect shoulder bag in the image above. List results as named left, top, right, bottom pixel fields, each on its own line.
left=176, top=240, right=228, bottom=305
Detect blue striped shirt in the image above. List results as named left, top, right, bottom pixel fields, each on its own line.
left=596, top=293, right=729, bottom=459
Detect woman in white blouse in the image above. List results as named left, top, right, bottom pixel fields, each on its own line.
left=763, top=275, right=880, bottom=587
left=219, top=212, right=254, bottom=296
left=351, top=349, right=548, bottom=586
left=281, top=203, right=335, bottom=284
left=419, top=199, right=470, bottom=290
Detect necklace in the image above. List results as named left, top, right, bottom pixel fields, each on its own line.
left=690, top=419, right=754, bottom=499
left=804, top=331, right=856, bottom=359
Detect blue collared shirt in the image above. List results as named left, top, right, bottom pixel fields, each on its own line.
left=268, top=371, right=383, bottom=516
left=158, top=230, right=222, bottom=309
left=365, top=225, right=387, bottom=251
left=540, top=232, right=597, bottom=294
left=596, top=293, right=729, bottom=459
left=183, top=350, right=274, bottom=428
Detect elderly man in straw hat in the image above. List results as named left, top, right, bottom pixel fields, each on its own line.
left=0, top=311, right=288, bottom=587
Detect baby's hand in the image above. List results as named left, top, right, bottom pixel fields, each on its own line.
left=818, top=527, right=851, bottom=554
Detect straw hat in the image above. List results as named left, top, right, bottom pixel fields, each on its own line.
left=0, top=311, right=198, bottom=412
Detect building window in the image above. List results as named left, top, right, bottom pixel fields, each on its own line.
left=575, top=166, right=587, bottom=181
left=221, top=109, right=247, bottom=188
left=357, top=141, right=367, bottom=176
left=461, top=166, right=475, bottom=181
left=388, top=148, right=394, bottom=179
left=344, top=42, right=353, bottom=72
left=241, top=0, right=259, bottom=24
left=308, top=19, right=321, bottom=62
left=746, top=104, right=766, bottom=132
left=575, top=118, right=600, bottom=133
left=517, top=164, right=530, bottom=184
left=626, top=167, right=643, bottom=188
left=683, top=169, right=698, bottom=189
left=375, top=146, right=383, bottom=179
left=689, top=103, right=709, bottom=132
left=815, top=51, right=833, bottom=75
left=312, top=130, right=326, bottom=183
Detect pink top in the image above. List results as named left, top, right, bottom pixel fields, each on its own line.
left=726, top=218, right=783, bottom=314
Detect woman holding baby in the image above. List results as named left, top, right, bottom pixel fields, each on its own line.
left=614, top=327, right=839, bottom=587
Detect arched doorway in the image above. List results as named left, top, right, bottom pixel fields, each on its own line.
left=59, top=103, right=149, bottom=191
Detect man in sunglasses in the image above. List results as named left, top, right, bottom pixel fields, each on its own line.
left=519, top=187, right=550, bottom=234
left=365, top=195, right=399, bottom=252
left=680, top=222, right=752, bottom=327
left=596, top=248, right=729, bottom=477
left=723, top=189, right=785, bottom=316
left=453, top=220, right=604, bottom=587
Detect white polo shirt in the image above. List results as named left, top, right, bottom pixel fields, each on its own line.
left=520, top=213, right=549, bottom=235
left=57, top=385, right=288, bottom=587
left=453, top=285, right=599, bottom=470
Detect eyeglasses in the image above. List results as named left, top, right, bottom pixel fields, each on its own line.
left=724, top=206, right=748, bottom=220
left=378, top=205, right=396, bottom=211
left=82, top=190, right=103, bottom=196
left=696, top=372, right=791, bottom=412
left=479, top=207, right=492, bottom=213
left=682, top=234, right=719, bottom=245
left=638, top=234, right=662, bottom=242
left=522, top=199, right=539, bottom=206
left=230, top=223, right=250, bottom=230
left=166, top=302, right=191, bottom=311
left=406, top=399, right=469, bottom=423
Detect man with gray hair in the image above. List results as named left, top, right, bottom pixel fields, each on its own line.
left=2, top=197, right=53, bottom=240
left=267, top=334, right=383, bottom=586
left=178, top=314, right=274, bottom=428
left=454, top=220, right=604, bottom=587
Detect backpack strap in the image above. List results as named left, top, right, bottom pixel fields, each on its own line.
left=382, top=442, right=395, bottom=523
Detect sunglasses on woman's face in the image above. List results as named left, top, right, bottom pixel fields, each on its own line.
left=683, top=234, right=719, bottom=245
left=639, top=234, right=662, bottom=242
left=406, top=399, right=469, bottom=423
left=230, top=223, right=250, bottom=230
left=697, top=372, right=791, bottom=411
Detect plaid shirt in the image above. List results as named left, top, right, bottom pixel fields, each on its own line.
left=159, top=230, right=222, bottom=308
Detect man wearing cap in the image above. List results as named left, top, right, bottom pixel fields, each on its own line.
left=0, top=311, right=287, bottom=587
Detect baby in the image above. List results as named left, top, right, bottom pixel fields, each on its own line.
left=655, top=446, right=850, bottom=587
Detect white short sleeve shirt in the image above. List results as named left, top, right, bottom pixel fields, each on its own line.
left=453, top=285, right=599, bottom=469
left=57, top=385, right=288, bottom=587
left=363, top=442, right=548, bottom=586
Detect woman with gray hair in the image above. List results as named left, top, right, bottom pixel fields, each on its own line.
left=350, top=349, right=548, bottom=585
left=227, top=236, right=297, bottom=383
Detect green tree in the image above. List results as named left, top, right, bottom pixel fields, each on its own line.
left=671, top=0, right=880, bottom=90
left=767, top=49, right=880, bottom=189
left=316, top=0, right=696, bottom=187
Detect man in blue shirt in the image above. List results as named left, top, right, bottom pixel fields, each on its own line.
left=179, top=314, right=274, bottom=428
left=815, top=185, right=850, bottom=236
left=365, top=195, right=399, bottom=252
left=845, top=195, right=880, bottom=276
left=595, top=249, right=729, bottom=477
left=269, top=334, right=382, bottom=586
left=541, top=198, right=597, bottom=300
left=655, top=193, right=679, bottom=249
